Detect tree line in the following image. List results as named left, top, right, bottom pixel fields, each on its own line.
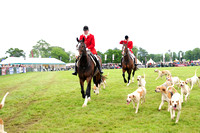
left=1, top=39, right=200, bottom=63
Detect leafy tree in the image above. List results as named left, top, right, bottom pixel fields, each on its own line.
left=172, top=52, right=177, bottom=61
left=192, top=48, right=200, bottom=60
left=30, top=39, right=51, bottom=58
left=97, top=51, right=105, bottom=62
left=132, top=46, right=138, bottom=56
left=148, top=54, right=162, bottom=62
left=185, top=50, right=193, bottom=61
left=49, top=46, right=70, bottom=63
left=0, top=56, right=8, bottom=62
left=6, top=48, right=25, bottom=57
left=104, top=48, right=121, bottom=63
left=138, top=47, right=148, bottom=63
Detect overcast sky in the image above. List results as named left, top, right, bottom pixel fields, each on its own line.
left=0, top=0, right=200, bottom=57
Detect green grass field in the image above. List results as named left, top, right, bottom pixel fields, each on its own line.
left=0, top=67, right=200, bottom=133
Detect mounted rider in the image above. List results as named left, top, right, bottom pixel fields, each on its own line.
left=72, top=26, right=103, bottom=75
left=119, top=35, right=138, bottom=67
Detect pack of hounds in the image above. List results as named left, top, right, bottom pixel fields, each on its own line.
left=0, top=69, right=200, bottom=132
left=127, top=68, right=200, bottom=123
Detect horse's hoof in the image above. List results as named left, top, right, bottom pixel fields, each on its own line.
left=127, top=84, right=130, bottom=86
left=82, top=104, right=87, bottom=107
left=88, top=97, right=91, bottom=101
left=124, top=81, right=127, bottom=83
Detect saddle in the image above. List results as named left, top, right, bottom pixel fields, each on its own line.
left=87, top=51, right=96, bottom=66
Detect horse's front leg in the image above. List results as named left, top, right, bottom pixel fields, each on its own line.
left=122, top=69, right=127, bottom=83
left=82, top=77, right=92, bottom=107
left=127, top=71, right=132, bottom=86
left=132, top=69, right=136, bottom=82
left=80, top=79, right=85, bottom=99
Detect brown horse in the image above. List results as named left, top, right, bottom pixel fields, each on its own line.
left=122, top=43, right=137, bottom=86
left=76, top=37, right=102, bottom=107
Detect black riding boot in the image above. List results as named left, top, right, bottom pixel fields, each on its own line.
left=95, top=58, right=103, bottom=74
left=72, top=59, right=78, bottom=76
left=119, top=58, right=123, bottom=67
left=134, top=58, right=138, bottom=70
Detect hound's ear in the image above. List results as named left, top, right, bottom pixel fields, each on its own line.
left=169, top=100, right=172, bottom=105
left=141, top=76, right=144, bottom=78
left=132, top=95, right=135, bottom=98
left=82, top=37, right=85, bottom=42
left=177, top=101, right=179, bottom=105
left=162, top=88, right=166, bottom=91
left=76, top=38, right=79, bottom=42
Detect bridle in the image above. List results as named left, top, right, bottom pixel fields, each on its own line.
left=122, top=43, right=129, bottom=57
left=78, top=41, right=87, bottom=59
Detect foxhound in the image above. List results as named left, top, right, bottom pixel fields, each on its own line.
left=126, top=87, right=146, bottom=113
left=92, top=74, right=108, bottom=94
left=170, top=92, right=182, bottom=123
left=137, top=73, right=146, bottom=87
left=166, top=75, right=180, bottom=88
left=180, top=80, right=190, bottom=103
left=155, top=86, right=177, bottom=111
left=154, top=69, right=171, bottom=80
left=185, top=68, right=199, bottom=90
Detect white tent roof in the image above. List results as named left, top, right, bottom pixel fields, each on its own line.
left=0, top=57, right=66, bottom=65
left=147, top=58, right=156, bottom=64
left=66, top=63, right=75, bottom=66
left=137, top=59, right=142, bottom=65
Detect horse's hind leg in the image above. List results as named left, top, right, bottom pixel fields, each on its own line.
left=80, top=79, right=85, bottom=99
left=122, top=69, right=127, bottom=83
left=82, top=77, right=92, bottom=107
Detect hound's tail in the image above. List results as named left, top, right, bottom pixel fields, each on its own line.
left=195, top=68, right=199, bottom=76
left=167, top=86, right=177, bottom=93
left=103, top=73, right=109, bottom=79
left=0, top=92, right=9, bottom=109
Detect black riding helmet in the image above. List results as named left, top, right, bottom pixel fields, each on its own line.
left=125, top=35, right=129, bottom=40
left=83, top=26, right=89, bottom=31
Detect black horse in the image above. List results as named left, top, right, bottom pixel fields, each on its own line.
left=122, top=43, right=137, bottom=86
left=76, top=38, right=102, bottom=107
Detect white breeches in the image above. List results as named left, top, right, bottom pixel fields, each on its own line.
left=94, top=54, right=99, bottom=61
left=129, top=51, right=135, bottom=60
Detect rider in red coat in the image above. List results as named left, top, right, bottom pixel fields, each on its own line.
left=79, top=34, right=97, bottom=55
left=72, top=26, right=103, bottom=75
left=119, top=35, right=138, bottom=67
left=119, top=40, right=133, bottom=54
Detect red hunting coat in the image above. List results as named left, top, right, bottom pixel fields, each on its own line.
left=80, top=34, right=97, bottom=55
left=120, top=40, right=133, bottom=53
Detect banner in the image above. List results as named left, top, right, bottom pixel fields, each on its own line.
left=9, top=67, right=14, bottom=75
left=112, top=54, right=114, bottom=61
left=1, top=67, right=6, bottom=75
left=105, top=54, right=107, bottom=61
left=16, top=67, right=20, bottom=74
left=23, top=67, right=26, bottom=73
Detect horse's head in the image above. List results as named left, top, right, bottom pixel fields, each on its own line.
left=76, top=37, right=86, bottom=56
left=122, top=42, right=129, bottom=55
